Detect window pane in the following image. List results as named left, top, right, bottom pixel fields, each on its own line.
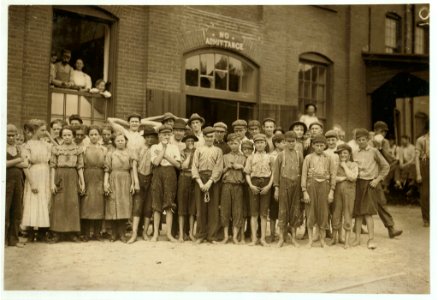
left=93, top=97, right=106, bottom=120
left=65, top=94, right=79, bottom=115
left=317, top=67, right=326, bottom=84
left=229, top=57, right=242, bottom=92
left=304, top=82, right=311, bottom=98
left=303, top=64, right=311, bottom=81
left=317, top=85, right=325, bottom=101
left=215, top=54, right=228, bottom=70
left=200, top=76, right=213, bottom=88
left=241, top=62, right=254, bottom=93
left=51, top=93, right=64, bottom=115
left=215, top=70, right=227, bottom=90
left=185, top=55, right=199, bottom=86
left=200, top=54, right=214, bottom=76
left=79, top=96, right=92, bottom=118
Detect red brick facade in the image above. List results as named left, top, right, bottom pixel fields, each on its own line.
left=7, top=5, right=429, bottom=139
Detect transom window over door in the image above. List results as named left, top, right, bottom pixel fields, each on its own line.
left=184, top=50, right=257, bottom=103
left=298, top=53, right=331, bottom=122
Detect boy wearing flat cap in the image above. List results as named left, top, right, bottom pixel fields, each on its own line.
left=177, top=132, right=199, bottom=242
left=187, top=113, right=205, bottom=147
left=244, top=133, right=275, bottom=246
left=172, top=118, right=188, bottom=152
left=128, top=126, right=157, bottom=244
left=301, top=134, right=336, bottom=248
left=232, top=119, right=249, bottom=142
left=331, top=143, right=358, bottom=248
left=248, top=120, right=261, bottom=140
left=217, top=133, right=246, bottom=244
left=213, top=122, right=231, bottom=155
left=192, top=126, right=224, bottom=243
left=273, top=131, right=303, bottom=247
left=262, top=118, right=276, bottom=153
left=150, top=125, right=181, bottom=242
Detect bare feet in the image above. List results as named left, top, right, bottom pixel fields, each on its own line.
left=195, top=238, right=204, bottom=244
left=351, top=238, right=360, bottom=247
left=276, top=239, right=284, bottom=248
left=328, top=238, right=337, bottom=246
left=151, top=235, right=158, bottom=242
left=260, top=239, right=269, bottom=247
left=127, top=233, right=137, bottom=244
left=178, top=237, right=184, bottom=243
left=232, top=237, right=239, bottom=244
left=367, top=239, right=377, bottom=250
left=189, top=234, right=196, bottom=242
left=291, top=238, right=299, bottom=247
left=344, top=242, right=350, bottom=249
left=248, top=240, right=257, bottom=246
left=320, top=239, right=326, bottom=248
left=142, top=231, right=149, bottom=241
left=213, top=238, right=228, bottom=245
left=167, top=235, right=177, bottom=243
left=306, top=241, right=313, bottom=249
left=239, top=239, right=246, bottom=245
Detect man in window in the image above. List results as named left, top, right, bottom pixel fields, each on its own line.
left=51, top=49, right=75, bottom=88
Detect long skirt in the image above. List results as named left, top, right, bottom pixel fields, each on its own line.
left=81, top=168, right=105, bottom=219
left=51, top=168, right=81, bottom=232
left=105, top=170, right=132, bottom=220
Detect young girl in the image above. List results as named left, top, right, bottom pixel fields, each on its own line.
left=6, top=124, right=27, bottom=247
left=104, top=132, right=139, bottom=242
left=50, top=126, right=85, bottom=242
left=90, top=79, right=112, bottom=98
left=331, top=144, right=358, bottom=248
left=21, top=119, right=52, bottom=242
left=81, top=125, right=107, bottom=241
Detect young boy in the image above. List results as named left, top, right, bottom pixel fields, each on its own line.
left=232, top=119, right=249, bottom=142
left=172, top=118, right=188, bottom=152
left=273, top=131, right=303, bottom=247
left=127, top=126, right=157, bottom=244
left=187, top=113, right=205, bottom=147
left=150, top=125, right=181, bottom=242
left=301, top=134, right=336, bottom=248
left=269, top=133, right=286, bottom=242
left=289, top=121, right=308, bottom=156
left=262, top=118, right=276, bottom=153
left=241, top=139, right=255, bottom=239
left=217, top=133, right=246, bottom=244
left=324, top=130, right=339, bottom=157
left=352, top=128, right=390, bottom=249
left=415, top=122, right=429, bottom=227
left=177, top=132, right=198, bottom=242
left=213, top=122, right=231, bottom=155
left=192, top=126, right=224, bottom=243
left=248, top=120, right=261, bottom=140
left=244, top=134, right=275, bottom=246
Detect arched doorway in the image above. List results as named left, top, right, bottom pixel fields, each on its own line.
left=183, top=49, right=259, bottom=128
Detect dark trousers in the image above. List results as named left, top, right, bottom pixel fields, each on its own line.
left=376, top=190, right=395, bottom=228
left=420, top=158, right=430, bottom=222
left=5, top=175, right=23, bottom=246
left=194, top=172, right=221, bottom=241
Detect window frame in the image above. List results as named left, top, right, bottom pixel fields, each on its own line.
left=385, top=12, right=402, bottom=54
left=183, top=49, right=259, bottom=104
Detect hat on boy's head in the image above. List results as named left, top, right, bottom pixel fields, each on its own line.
left=275, top=126, right=284, bottom=134
left=69, top=114, right=83, bottom=124
left=227, top=133, right=239, bottom=142
left=232, top=119, right=247, bottom=128
left=187, top=113, right=205, bottom=125
left=355, top=128, right=369, bottom=139
left=158, top=125, right=173, bottom=134
left=309, top=121, right=324, bottom=130
left=335, top=143, right=353, bottom=155
left=142, top=125, right=157, bottom=137
left=324, top=130, right=339, bottom=139
left=202, top=126, right=215, bottom=135
left=213, top=122, right=227, bottom=131
left=182, top=131, right=199, bottom=143
left=374, top=121, right=389, bottom=132
left=161, top=112, right=176, bottom=124
left=241, top=140, right=254, bottom=150
left=289, top=121, right=308, bottom=132
left=272, top=134, right=285, bottom=144
left=312, top=134, right=327, bottom=144
left=7, top=124, right=18, bottom=134
left=262, top=117, right=276, bottom=125
left=284, top=131, right=298, bottom=140
left=253, top=133, right=267, bottom=142
left=248, top=120, right=261, bottom=128
left=173, top=118, right=187, bottom=130
left=127, top=113, right=142, bottom=122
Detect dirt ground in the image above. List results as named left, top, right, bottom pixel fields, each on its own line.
left=2, top=205, right=430, bottom=294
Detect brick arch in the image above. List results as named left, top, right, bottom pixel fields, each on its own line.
left=299, top=52, right=333, bottom=64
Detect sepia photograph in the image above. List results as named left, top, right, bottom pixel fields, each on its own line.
left=0, top=1, right=433, bottom=299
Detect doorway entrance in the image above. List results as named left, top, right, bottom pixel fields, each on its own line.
left=187, top=95, right=254, bottom=128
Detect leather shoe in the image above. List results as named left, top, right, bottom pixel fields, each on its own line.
left=388, top=227, right=403, bottom=238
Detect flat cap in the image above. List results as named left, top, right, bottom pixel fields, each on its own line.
left=253, top=133, right=267, bottom=142
left=173, top=118, right=187, bottom=130
left=232, top=119, right=248, bottom=128
left=241, top=140, right=254, bottom=149
left=248, top=120, right=261, bottom=128
left=227, top=133, right=239, bottom=142
left=374, top=121, right=389, bottom=131
left=324, top=129, right=339, bottom=139
left=213, top=122, right=228, bottom=130
left=284, top=131, right=298, bottom=140
left=309, top=121, right=324, bottom=130
left=335, top=143, right=353, bottom=154
left=127, top=113, right=142, bottom=122
left=289, top=121, right=307, bottom=132
left=142, top=125, right=157, bottom=136
left=182, top=131, right=199, bottom=143
left=187, top=113, right=205, bottom=125
left=355, top=128, right=369, bottom=139
left=262, top=117, right=276, bottom=125
left=312, top=134, right=327, bottom=145
left=157, top=125, right=173, bottom=133
left=202, top=126, right=215, bottom=135
left=161, top=112, right=177, bottom=123
left=272, top=134, right=285, bottom=144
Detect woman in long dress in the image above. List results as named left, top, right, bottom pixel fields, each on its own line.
left=21, top=119, right=52, bottom=242
left=71, top=58, right=92, bottom=91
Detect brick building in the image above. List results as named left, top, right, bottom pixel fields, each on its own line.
left=7, top=5, right=429, bottom=141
